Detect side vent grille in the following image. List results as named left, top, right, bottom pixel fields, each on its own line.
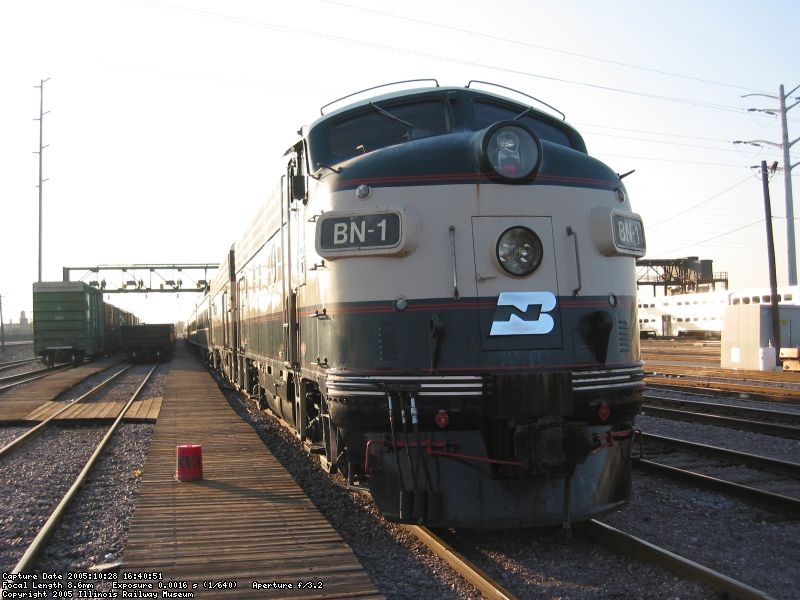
left=618, top=319, right=630, bottom=353
left=377, top=324, right=399, bottom=363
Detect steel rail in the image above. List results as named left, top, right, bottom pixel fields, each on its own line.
left=634, top=458, right=800, bottom=518
left=403, top=525, right=517, bottom=600
left=0, top=365, right=132, bottom=458
left=645, top=377, right=800, bottom=403
left=646, top=377, right=800, bottom=404
left=3, top=364, right=158, bottom=581
left=0, top=357, right=40, bottom=373
left=638, top=431, right=800, bottom=479
left=577, top=520, right=776, bottom=600
left=645, top=362, right=800, bottom=383
left=646, top=381, right=799, bottom=404
left=641, top=404, right=800, bottom=440
left=641, top=354, right=718, bottom=364
left=643, top=393, right=800, bottom=426
left=0, top=363, right=72, bottom=392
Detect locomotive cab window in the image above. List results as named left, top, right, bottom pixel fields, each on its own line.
left=472, top=100, right=576, bottom=149
left=327, top=100, right=451, bottom=160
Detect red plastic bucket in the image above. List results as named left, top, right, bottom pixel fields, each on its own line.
left=176, top=444, right=203, bottom=481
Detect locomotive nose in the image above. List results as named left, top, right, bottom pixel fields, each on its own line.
left=472, top=216, right=562, bottom=352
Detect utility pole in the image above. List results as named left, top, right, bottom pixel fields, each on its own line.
left=0, top=294, right=5, bottom=352
left=760, top=161, right=781, bottom=364
left=735, top=83, right=800, bottom=285
left=34, top=78, right=50, bottom=283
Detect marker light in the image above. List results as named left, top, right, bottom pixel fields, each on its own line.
left=496, top=226, right=543, bottom=276
left=482, top=122, right=541, bottom=182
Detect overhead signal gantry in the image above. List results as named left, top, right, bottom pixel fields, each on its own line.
left=62, top=264, right=217, bottom=293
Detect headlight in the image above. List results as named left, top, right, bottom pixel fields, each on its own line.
left=482, top=122, right=541, bottom=182
left=496, top=227, right=543, bottom=276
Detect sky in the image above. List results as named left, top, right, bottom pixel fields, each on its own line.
left=1, top=0, right=799, bottom=324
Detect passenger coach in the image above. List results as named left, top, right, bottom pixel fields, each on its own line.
left=187, top=80, right=646, bottom=527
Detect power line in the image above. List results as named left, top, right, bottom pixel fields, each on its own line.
left=585, top=131, right=785, bottom=156
left=577, top=123, right=735, bottom=144
left=321, top=0, right=768, bottom=94
left=593, top=153, right=755, bottom=168
left=126, top=0, right=765, bottom=118
left=662, top=219, right=764, bottom=255
left=646, top=176, right=754, bottom=229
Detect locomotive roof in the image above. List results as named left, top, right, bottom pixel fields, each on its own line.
left=308, top=84, right=580, bottom=139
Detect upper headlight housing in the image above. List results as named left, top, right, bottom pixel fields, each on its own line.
left=481, top=122, right=542, bottom=182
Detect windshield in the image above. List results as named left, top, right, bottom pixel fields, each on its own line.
left=326, top=100, right=451, bottom=160
left=473, top=100, right=573, bottom=148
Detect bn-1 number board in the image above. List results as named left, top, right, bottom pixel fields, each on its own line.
left=612, top=213, right=645, bottom=254
left=319, top=212, right=401, bottom=251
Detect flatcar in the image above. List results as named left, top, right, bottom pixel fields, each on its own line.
left=187, top=80, right=646, bottom=528
left=121, top=324, right=176, bottom=362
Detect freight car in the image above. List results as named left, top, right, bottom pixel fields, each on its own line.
left=33, top=281, right=141, bottom=365
left=34, top=282, right=105, bottom=366
left=187, top=80, right=646, bottom=528
left=121, top=324, right=176, bottom=362
left=104, top=303, right=140, bottom=355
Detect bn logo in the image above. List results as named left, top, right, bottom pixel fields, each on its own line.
left=489, top=291, right=557, bottom=336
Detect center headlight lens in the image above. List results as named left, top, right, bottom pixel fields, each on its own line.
left=484, top=124, right=540, bottom=181
left=496, top=227, right=543, bottom=276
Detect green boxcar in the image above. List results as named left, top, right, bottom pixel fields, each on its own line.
left=33, top=281, right=105, bottom=365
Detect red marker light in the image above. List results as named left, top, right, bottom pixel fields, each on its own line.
left=598, top=401, right=610, bottom=422
left=435, top=409, right=449, bottom=428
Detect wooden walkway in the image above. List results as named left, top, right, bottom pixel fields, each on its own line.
left=23, top=396, right=162, bottom=422
left=121, top=344, right=381, bottom=598
left=0, top=358, right=124, bottom=423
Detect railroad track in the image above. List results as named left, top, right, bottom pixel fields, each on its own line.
left=0, top=357, right=40, bottom=374
left=635, top=431, right=800, bottom=518
left=0, top=365, right=132, bottom=458
left=641, top=392, right=800, bottom=439
left=422, top=517, right=774, bottom=599
left=646, top=380, right=800, bottom=405
left=645, top=376, right=800, bottom=403
left=576, top=520, right=773, bottom=600
left=0, top=363, right=72, bottom=392
left=641, top=353, right=719, bottom=364
left=403, top=526, right=515, bottom=599
left=646, top=362, right=800, bottom=384
left=0, top=364, right=157, bottom=585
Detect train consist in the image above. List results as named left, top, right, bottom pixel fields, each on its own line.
left=637, top=285, right=800, bottom=338
left=121, top=323, right=176, bottom=362
left=186, top=81, right=646, bottom=527
left=33, top=281, right=140, bottom=365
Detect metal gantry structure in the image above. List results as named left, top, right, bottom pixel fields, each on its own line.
left=62, top=264, right=217, bottom=293
left=636, top=257, right=729, bottom=296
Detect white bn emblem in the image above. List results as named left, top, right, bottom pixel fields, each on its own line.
left=489, top=291, right=557, bottom=336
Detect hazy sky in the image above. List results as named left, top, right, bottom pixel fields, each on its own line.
left=1, top=0, right=798, bottom=323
